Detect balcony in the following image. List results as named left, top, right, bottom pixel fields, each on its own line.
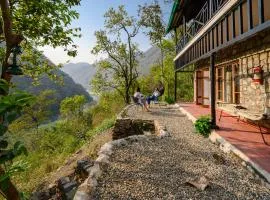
left=172, top=0, right=270, bottom=71
left=176, top=0, right=228, bottom=53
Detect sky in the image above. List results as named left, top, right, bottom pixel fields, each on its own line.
left=40, top=0, right=172, bottom=65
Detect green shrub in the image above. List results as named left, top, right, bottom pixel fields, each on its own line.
left=86, top=118, right=115, bottom=138
left=165, top=96, right=175, bottom=104
left=194, top=116, right=211, bottom=137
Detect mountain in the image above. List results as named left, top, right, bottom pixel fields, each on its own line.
left=61, top=46, right=161, bottom=92
left=61, top=62, right=96, bottom=93
left=11, top=70, right=93, bottom=119
left=138, top=46, right=161, bottom=75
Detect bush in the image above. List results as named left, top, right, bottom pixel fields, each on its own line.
left=194, top=116, right=211, bottom=137
left=165, top=96, right=175, bottom=104
left=86, top=118, right=115, bottom=138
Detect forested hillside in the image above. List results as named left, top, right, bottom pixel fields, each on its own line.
left=12, top=70, right=93, bottom=119
left=62, top=62, right=96, bottom=92
left=0, top=1, right=194, bottom=199
left=62, top=46, right=161, bottom=91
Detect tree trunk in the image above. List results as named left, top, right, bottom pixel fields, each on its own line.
left=159, top=42, right=166, bottom=101
left=125, top=87, right=130, bottom=104
left=0, top=167, right=20, bottom=200
left=0, top=1, right=23, bottom=199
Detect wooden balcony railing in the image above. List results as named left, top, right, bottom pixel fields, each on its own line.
left=176, top=0, right=228, bottom=53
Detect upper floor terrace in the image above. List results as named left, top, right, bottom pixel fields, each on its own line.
left=167, top=0, right=270, bottom=71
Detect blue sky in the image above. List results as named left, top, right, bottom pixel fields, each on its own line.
left=40, top=0, right=172, bottom=65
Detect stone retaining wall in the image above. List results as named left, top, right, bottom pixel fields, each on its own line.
left=74, top=105, right=170, bottom=199
left=112, top=118, right=155, bottom=140
left=112, top=105, right=170, bottom=140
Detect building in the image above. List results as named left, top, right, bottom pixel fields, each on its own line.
left=167, top=0, right=270, bottom=131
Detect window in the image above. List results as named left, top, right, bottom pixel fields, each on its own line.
left=216, top=62, right=240, bottom=104
left=233, top=63, right=240, bottom=104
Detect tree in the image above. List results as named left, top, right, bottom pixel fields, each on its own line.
left=0, top=0, right=81, bottom=83
left=139, top=1, right=167, bottom=86
left=138, top=39, right=176, bottom=99
left=0, top=79, right=33, bottom=200
left=9, top=90, right=56, bottom=133
left=0, top=0, right=81, bottom=198
left=60, top=95, right=86, bottom=119
left=60, top=95, right=92, bottom=139
left=91, top=6, right=141, bottom=104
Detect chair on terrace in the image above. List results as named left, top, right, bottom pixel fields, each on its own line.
left=131, top=96, right=143, bottom=110
left=218, top=102, right=270, bottom=145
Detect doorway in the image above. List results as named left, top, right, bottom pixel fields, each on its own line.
left=196, top=69, right=210, bottom=106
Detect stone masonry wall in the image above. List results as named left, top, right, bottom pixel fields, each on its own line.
left=196, top=28, right=270, bottom=115
left=112, top=118, right=155, bottom=140
left=239, top=51, right=270, bottom=112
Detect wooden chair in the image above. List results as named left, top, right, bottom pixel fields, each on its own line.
left=131, top=96, right=143, bottom=110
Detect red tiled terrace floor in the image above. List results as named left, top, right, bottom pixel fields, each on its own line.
left=179, top=103, right=270, bottom=175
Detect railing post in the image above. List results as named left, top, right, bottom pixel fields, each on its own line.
left=174, top=28, right=178, bottom=53
left=209, top=0, right=212, bottom=17
left=183, top=16, right=187, bottom=45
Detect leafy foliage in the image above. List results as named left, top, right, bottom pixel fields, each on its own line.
left=137, top=39, right=175, bottom=99
left=0, top=79, right=34, bottom=194
left=90, top=91, right=124, bottom=127
left=139, top=0, right=166, bottom=46
left=12, top=69, right=93, bottom=119
left=165, top=96, right=175, bottom=104
left=91, top=5, right=141, bottom=103
left=194, top=116, right=212, bottom=137
left=60, top=95, right=86, bottom=118
left=9, top=90, right=56, bottom=133
left=86, top=118, right=115, bottom=138
left=12, top=92, right=122, bottom=193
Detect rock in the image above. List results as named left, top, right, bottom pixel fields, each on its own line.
left=77, top=159, right=94, bottom=177
left=74, top=178, right=95, bottom=200
left=64, top=183, right=78, bottom=200
left=48, top=183, right=57, bottom=196
left=110, top=138, right=128, bottom=147
left=73, top=191, right=91, bottom=200
left=58, top=177, right=70, bottom=186
left=89, top=164, right=102, bottom=179
left=62, top=181, right=77, bottom=193
left=186, top=176, right=210, bottom=191
left=57, top=177, right=78, bottom=200
left=98, top=143, right=113, bottom=156
left=96, top=154, right=110, bottom=164
left=30, top=190, right=51, bottom=200
left=159, top=129, right=170, bottom=138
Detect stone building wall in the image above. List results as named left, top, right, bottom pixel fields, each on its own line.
left=195, top=28, right=270, bottom=114
left=239, top=50, right=270, bottom=112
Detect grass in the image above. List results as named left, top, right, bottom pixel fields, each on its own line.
left=5, top=91, right=125, bottom=197
left=12, top=117, right=116, bottom=195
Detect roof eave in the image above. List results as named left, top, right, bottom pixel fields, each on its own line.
left=166, top=0, right=181, bottom=34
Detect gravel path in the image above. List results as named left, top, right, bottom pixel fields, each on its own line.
left=94, top=105, right=270, bottom=200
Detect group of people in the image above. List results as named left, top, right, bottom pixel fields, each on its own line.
left=133, top=84, right=164, bottom=112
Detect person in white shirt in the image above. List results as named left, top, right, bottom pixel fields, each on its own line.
left=134, top=87, right=150, bottom=112
left=147, top=88, right=160, bottom=105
